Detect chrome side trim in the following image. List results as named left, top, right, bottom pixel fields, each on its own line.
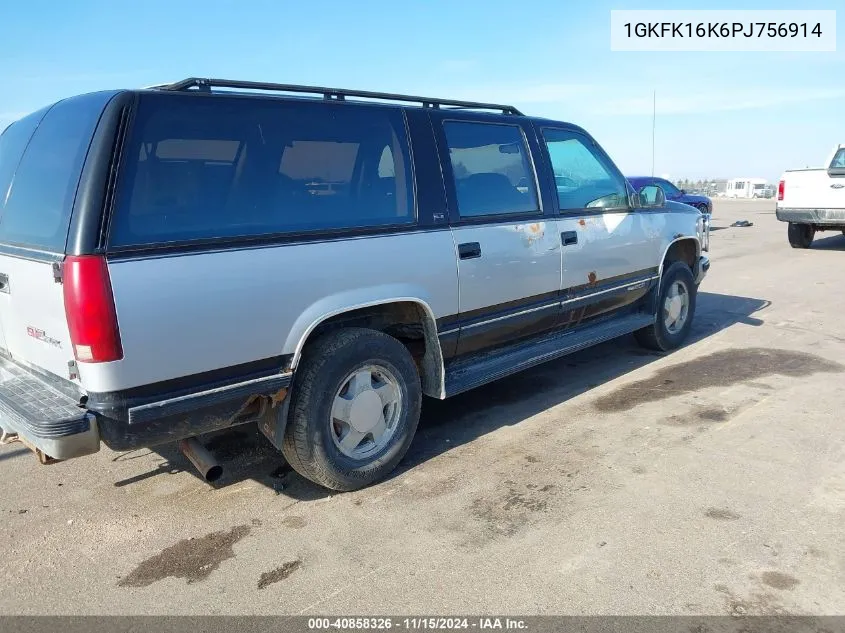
left=462, top=302, right=558, bottom=330
left=561, top=277, right=659, bottom=306
left=129, top=372, right=293, bottom=416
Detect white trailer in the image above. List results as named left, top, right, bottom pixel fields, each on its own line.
left=725, top=177, right=768, bottom=198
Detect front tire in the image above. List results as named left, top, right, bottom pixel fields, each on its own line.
left=282, top=327, right=421, bottom=492
left=635, top=261, right=697, bottom=352
left=787, top=222, right=814, bottom=249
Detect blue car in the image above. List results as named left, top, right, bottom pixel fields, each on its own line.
left=627, top=176, right=712, bottom=215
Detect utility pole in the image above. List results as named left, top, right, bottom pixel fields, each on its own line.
left=651, top=90, right=656, bottom=177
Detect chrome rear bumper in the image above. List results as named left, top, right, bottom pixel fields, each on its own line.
left=0, top=357, right=99, bottom=461
left=776, top=207, right=845, bottom=226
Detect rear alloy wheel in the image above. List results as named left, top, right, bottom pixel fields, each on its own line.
left=282, top=327, right=421, bottom=491
left=787, top=222, right=814, bottom=249
left=635, top=261, right=697, bottom=352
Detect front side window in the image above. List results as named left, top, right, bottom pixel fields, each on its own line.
left=831, top=149, right=845, bottom=169
left=110, top=95, right=414, bottom=247
left=442, top=121, right=539, bottom=218
left=542, top=129, right=629, bottom=211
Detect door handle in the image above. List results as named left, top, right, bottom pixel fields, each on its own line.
left=831, top=183, right=844, bottom=189
left=561, top=231, right=578, bottom=246
left=0, top=273, right=8, bottom=294
left=458, top=242, right=482, bottom=260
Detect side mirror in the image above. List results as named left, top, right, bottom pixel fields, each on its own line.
left=638, top=184, right=665, bottom=208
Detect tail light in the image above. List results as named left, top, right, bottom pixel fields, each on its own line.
left=777, top=180, right=785, bottom=201
left=62, top=255, right=123, bottom=363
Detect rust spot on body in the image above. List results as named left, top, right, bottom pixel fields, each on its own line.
left=578, top=219, right=586, bottom=226
left=587, top=271, right=598, bottom=285
left=271, top=387, right=289, bottom=405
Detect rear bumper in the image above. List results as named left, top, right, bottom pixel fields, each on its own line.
left=0, top=357, right=99, bottom=460
left=776, top=207, right=845, bottom=226
left=695, top=255, right=710, bottom=286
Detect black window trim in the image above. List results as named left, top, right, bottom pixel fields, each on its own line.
left=538, top=124, right=636, bottom=217
left=102, top=91, right=421, bottom=253
left=433, top=115, right=545, bottom=227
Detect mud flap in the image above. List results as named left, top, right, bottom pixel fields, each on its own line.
left=258, top=389, right=292, bottom=452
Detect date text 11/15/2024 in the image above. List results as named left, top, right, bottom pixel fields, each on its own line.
left=307, top=617, right=528, bottom=630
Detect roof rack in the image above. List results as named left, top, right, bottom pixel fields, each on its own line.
left=155, top=77, right=524, bottom=116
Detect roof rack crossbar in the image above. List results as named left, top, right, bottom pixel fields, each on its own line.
left=157, top=77, right=524, bottom=115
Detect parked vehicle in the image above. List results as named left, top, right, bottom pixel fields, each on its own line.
left=725, top=177, right=768, bottom=199
left=627, top=176, right=712, bottom=215
left=0, top=77, right=709, bottom=490
left=776, top=145, right=845, bottom=248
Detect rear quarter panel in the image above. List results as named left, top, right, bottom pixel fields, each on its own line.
left=78, top=232, right=458, bottom=393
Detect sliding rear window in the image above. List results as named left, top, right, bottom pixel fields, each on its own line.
left=0, top=92, right=113, bottom=252
left=109, top=93, right=415, bottom=248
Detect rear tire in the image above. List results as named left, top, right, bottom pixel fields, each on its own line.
left=787, top=222, right=814, bottom=249
left=635, top=261, right=697, bottom=352
left=282, top=327, right=421, bottom=492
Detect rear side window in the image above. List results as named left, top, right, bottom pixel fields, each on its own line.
left=442, top=121, right=539, bottom=218
left=830, top=148, right=845, bottom=169
left=0, top=93, right=112, bottom=251
left=110, top=94, right=414, bottom=247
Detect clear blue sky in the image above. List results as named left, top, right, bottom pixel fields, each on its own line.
left=1, top=0, right=841, bottom=182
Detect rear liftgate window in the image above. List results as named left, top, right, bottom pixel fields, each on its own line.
left=0, top=92, right=112, bottom=252
left=109, top=94, right=415, bottom=247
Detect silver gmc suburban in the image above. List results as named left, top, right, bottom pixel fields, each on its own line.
left=0, top=77, right=709, bottom=490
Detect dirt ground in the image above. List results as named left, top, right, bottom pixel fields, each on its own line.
left=1, top=198, right=844, bottom=615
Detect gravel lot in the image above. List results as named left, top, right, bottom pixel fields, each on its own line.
left=1, top=198, right=844, bottom=615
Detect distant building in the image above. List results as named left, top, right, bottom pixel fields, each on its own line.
left=725, top=177, right=768, bottom=199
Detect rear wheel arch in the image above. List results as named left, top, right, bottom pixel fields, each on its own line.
left=291, top=299, right=445, bottom=399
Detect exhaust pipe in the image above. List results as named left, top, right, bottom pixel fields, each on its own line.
left=178, top=437, right=223, bottom=482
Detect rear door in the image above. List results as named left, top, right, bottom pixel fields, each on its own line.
left=536, top=125, right=661, bottom=328
left=431, top=114, right=562, bottom=356
left=0, top=92, right=114, bottom=380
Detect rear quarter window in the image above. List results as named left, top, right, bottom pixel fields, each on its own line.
left=109, top=94, right=415, bottom=247
left=0, top=92, right=114, bottom=252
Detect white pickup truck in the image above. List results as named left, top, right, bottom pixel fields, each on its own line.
left=776, top=144, right=845, bottom=248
